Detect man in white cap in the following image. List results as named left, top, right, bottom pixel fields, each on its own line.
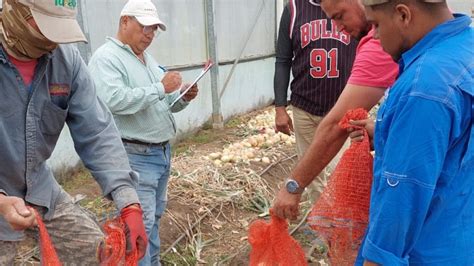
left=0, top=0, right=147, bottom=264
left=89, top=0, right=199, bottom=265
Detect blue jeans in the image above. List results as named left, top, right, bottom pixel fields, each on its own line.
left=124, top=142, right=171, bottom=266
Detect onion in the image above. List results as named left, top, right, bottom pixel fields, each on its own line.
left=221, top=155, right=232, bottom=163
left=280, top=134, right=290, bottom=141
left=245, top=151, right=255, bottom=159
left=209, top=152, right=221, bottom=160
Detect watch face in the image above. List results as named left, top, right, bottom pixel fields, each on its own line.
left=286, top=180, right=299, bottom=193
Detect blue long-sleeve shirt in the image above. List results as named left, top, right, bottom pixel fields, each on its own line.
left=0, top=45, right=140, bottom=241
left=359, top=14, right=473, bottom=265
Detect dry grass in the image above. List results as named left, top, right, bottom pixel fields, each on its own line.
left=168, top=108, right=297, bottom=213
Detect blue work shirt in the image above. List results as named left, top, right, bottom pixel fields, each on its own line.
left=359, top=14, right=473, bottom=265
left=0, top=45, right=140, bottom=241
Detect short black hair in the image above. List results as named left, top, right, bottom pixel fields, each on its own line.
left=370, top=0, right=446, bottom=12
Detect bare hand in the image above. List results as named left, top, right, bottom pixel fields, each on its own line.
left=181, top=83, right=199, bottom=102
left=275, top=107, right=294, bottom=135
left=0, top=194, right=37, bottom=231
left=162, top=71, right=182, bottom=93
left=272, top=186, right=302, bottom=221
left=348, top=119, right=375, bottom=149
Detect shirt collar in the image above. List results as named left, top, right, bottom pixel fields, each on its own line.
left=0, top=45, right=53, bottom=64
left=107, top=36, right=137, bottom=54
left=399, top=14, right=471, bottom=72
left=107, top=36, right=127, bottom=48
left=0, top=46, right=8, bottom=64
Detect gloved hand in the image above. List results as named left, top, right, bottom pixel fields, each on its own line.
left=120, top=204, right=148, bottom=260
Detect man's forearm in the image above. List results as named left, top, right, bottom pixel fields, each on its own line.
left=291, top=116, right=348, bottom=187
left=111, top=185, right=140, bottom=211
left=290, top=84, right=386, bottom=187
left=273, top=61, right=291, bottom=107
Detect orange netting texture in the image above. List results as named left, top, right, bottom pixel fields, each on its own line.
left=33, top=208, right=62, bottom=266
left=248, top=210, right=308, bottom=266
left=32, top=209, right=137, bottom=266
left=100, top=217, right=139, bottom=266
left=307, top=108, right=373, bottom=265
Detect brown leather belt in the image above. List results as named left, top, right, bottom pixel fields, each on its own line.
left=122, top=138, right=168, bottom=147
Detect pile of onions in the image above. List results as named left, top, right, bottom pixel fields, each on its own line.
left=205, top=110, right=296, bottom=167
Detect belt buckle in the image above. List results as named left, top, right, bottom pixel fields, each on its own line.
left=157, top=141, right=167, bottom=146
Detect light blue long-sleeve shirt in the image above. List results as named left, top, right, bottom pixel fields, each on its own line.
left=358, top=14, right=473, bottom=265
left=88, top=37, right=188, bottom=143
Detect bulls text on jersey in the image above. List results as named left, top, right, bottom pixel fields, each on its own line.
left=300, top=19, right=350, bottom=48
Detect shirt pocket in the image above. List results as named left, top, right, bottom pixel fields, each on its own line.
left=0, top=93, right=18, bottom=118
left=40, top=101, right=68, bottom=135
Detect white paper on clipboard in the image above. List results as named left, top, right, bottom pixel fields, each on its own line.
left=171, top=60, right=214, bottom=106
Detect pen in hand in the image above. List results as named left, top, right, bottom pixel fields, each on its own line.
left=158, top=65, right=168, bottom=72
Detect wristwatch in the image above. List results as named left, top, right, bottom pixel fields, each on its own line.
left=285, top=178, right=305, bottom=194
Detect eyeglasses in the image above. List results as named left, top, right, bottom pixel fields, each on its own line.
left=130, top=16, right=160, bottom=35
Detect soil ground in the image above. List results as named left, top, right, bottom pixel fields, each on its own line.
left=16, top=106, right=329, bottom=265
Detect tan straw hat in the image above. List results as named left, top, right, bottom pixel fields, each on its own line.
left=16, top=0, right=87, bottom=43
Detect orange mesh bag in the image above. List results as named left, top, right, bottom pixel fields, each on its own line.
left=248, top=210, right=308, bottom=266
left=307, top=108, right=373, bottom=265
left=32, top=208, right=62, bottom=266
left=100, top=217, right=139, bottom=266
left=31, top=208, right=138, bottom=266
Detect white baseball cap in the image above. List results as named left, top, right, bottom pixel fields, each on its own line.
left=17, top=0, right=87, bottom=43
left=120, top=0, right=166, bottom=31
left=363, top=0, right=444, bottom=5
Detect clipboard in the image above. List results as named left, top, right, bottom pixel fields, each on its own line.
left=171, top=59, right=214, bottom=106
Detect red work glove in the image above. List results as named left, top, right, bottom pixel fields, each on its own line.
left=120, top=204, right=148, bottom=260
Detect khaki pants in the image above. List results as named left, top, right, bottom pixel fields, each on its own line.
left=292, top=106, right=346, bottom=203
left=0, top=189, right=104, bottom=265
